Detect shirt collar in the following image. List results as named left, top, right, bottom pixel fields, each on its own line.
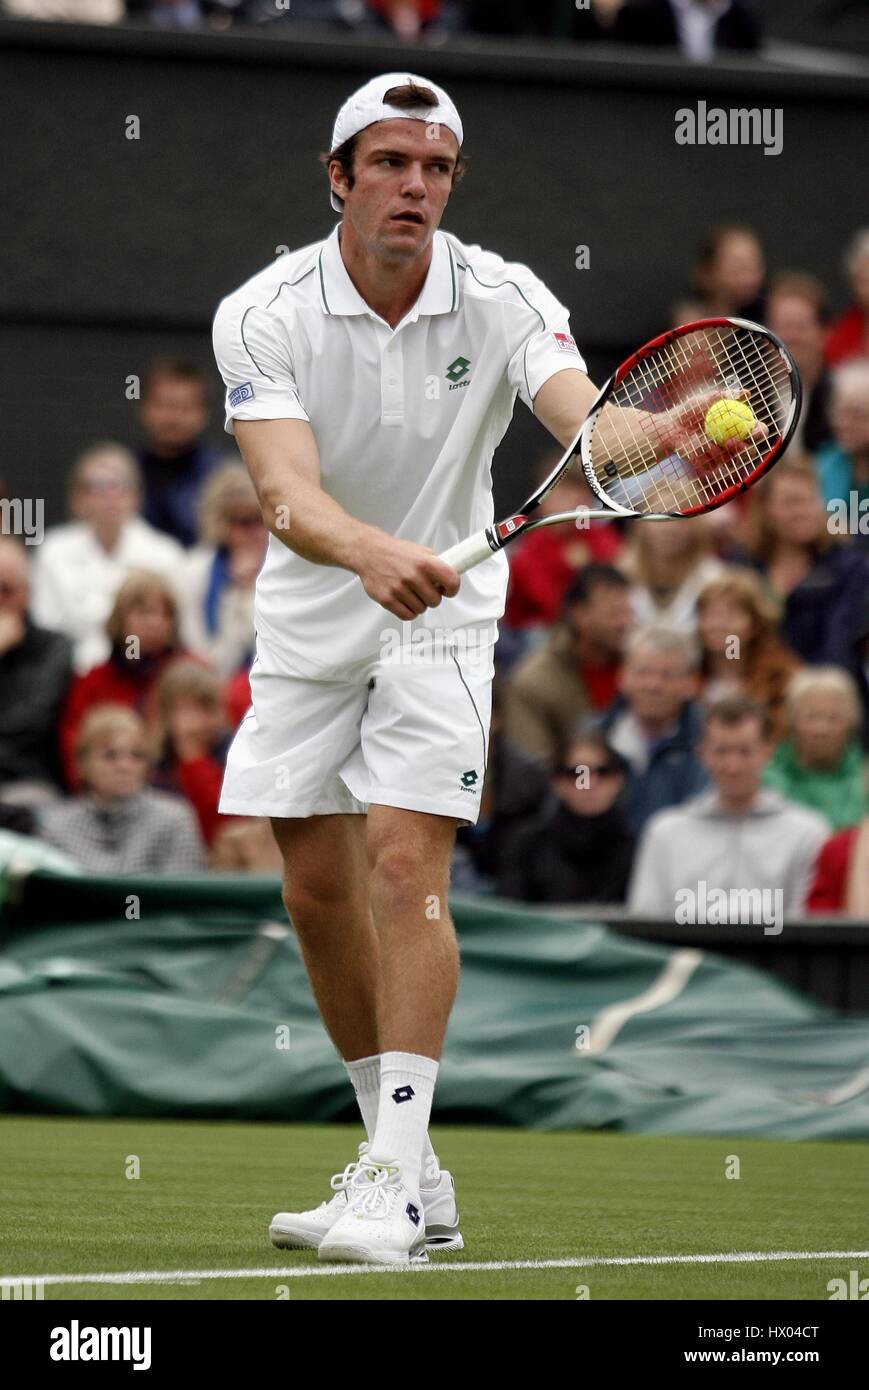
left=317, top=224, right=458, bottom=322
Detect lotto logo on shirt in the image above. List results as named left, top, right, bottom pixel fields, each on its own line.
left=229, top=382, right=256, bottom=406
left=553, top=332, right=579, bottom=355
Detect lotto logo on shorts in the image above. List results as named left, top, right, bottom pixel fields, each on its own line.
left=392, top=1085, right=415, bottom=1104
left=553, top=332, right=579, bottom=355
left=229, top=382, right=256, bottom=406
left=460, top=769, right=478, bottom=790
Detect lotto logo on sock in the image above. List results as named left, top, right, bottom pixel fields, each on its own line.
left=391, top=1085, right=416, bottom=1104
left=406, top=1202, right=421, bottom=1227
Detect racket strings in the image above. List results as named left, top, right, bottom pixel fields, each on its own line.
left=589, top=325, right=795, bottom=515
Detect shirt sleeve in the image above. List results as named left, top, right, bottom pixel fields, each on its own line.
left=505, top=277, right=587, bottom=411
left=212, top=297, right=310, bottom=435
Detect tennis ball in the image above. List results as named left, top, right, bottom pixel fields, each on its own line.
left=704, top=398, right=756, bottom=445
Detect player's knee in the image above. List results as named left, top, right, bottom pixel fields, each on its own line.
left=369, top=840, right=435, bottom=909
left=280, top=875, right=354, bottom=930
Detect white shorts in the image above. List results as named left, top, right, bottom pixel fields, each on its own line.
left=219, top=628, right=495, bottom=824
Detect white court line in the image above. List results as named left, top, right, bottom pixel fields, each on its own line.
left=3, top=1251, right=868, bottom=1286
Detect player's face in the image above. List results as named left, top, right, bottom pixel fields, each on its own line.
left=338, top=119, right=458, bottom=262
left=700, top=718, right=770, bottom=800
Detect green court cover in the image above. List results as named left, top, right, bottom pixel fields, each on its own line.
left=0, top=869, right=867, bottom=1137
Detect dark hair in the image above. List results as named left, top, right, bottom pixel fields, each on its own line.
left=321, top=82, right=467, bottom=208
left=702, top=696, right=772, bottom=741
left=141, top=358, right=210, bottom=404
left=563, top=564, right=630, bottom=611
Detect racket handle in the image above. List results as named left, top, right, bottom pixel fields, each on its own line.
left=439, top=529, right=496, bottom=575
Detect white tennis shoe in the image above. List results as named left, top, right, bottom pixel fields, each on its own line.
left=318, top=1158, right=428, bottom=1265
left=269, top=1144, right=463, bottom=1254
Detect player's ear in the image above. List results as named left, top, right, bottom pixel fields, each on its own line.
left=328, top=158, right=350, bottom=206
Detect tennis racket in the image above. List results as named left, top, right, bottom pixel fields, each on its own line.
left=438, top=317, right=801, bottom=575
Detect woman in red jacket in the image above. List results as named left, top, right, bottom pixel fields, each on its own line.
left=59, top=570, right=193, bottom=790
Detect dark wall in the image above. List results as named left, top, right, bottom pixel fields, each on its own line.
left=1, top=20, right=867, bottom=524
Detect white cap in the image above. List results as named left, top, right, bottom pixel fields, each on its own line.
left=328, top=72, right=463, bottom=213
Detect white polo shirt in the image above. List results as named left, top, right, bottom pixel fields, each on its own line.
left=212, top=223, right=586, bottom=676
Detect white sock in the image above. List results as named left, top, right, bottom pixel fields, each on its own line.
left=344, top=1053, right=441, bottom=1187
left=370, top=1050, right=438, bottom=1196
left=343, top=1054, right=380, bottom=1142
left=420, top=1131, right=441, bottom=1190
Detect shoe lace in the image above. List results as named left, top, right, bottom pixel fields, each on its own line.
left=327, top=1141, right=371, bottom=1200
left=348, top=1161, right=402, bottom=1220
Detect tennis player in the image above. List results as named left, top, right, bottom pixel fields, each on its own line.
left=212, top=72, right=714, bottom=1266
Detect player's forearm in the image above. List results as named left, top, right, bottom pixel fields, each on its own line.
left=258, top=467, right=384, bottom=574
left=234, top=418, right=385, bottom=575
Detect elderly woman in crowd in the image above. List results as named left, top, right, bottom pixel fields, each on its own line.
left=179, top=461, right=267, bottom=678
left=29, top=441, right=184, bottom=674
left=762, top=667, right=867, bottom=831
left=696, top=568, right=801, bottom=742
left=38, top=705, right=205, bottom=873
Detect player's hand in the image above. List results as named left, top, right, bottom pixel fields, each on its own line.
left=355, top=533, right=460, bottom=621
left=657, top=388, right=768, bottom=471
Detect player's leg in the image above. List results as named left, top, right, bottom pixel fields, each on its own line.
left=267, top=807, right=458, bottom=1252
left=267, top=810, right=381, bottom=1251
left=319, top=642, right=491, bottom=1263
left=270, top=811, right=378, bottom=1062
left=367, top=804, right=459, bottom=1059
left=318, top=805, right=460, bottom=1265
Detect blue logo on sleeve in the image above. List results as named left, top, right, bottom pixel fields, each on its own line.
left=229, top=382, right=255, bottom=407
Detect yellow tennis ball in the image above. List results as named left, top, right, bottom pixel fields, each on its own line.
left=704, top=398, right=756, bottom=445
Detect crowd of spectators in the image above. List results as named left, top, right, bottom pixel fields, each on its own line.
left=1, top=220, right=868, bottom=923
left=0, top=0, right=768, bottom=59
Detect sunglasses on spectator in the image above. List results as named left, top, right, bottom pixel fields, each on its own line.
left=93, top=747, right=148, bottom=762
left=227, top=513, right=263, bottom=528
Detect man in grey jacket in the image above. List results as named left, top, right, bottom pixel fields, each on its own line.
left=628, top=696, right=829, bottom=924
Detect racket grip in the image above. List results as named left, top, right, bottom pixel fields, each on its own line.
left=439, top=529, right=496, bottom=575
